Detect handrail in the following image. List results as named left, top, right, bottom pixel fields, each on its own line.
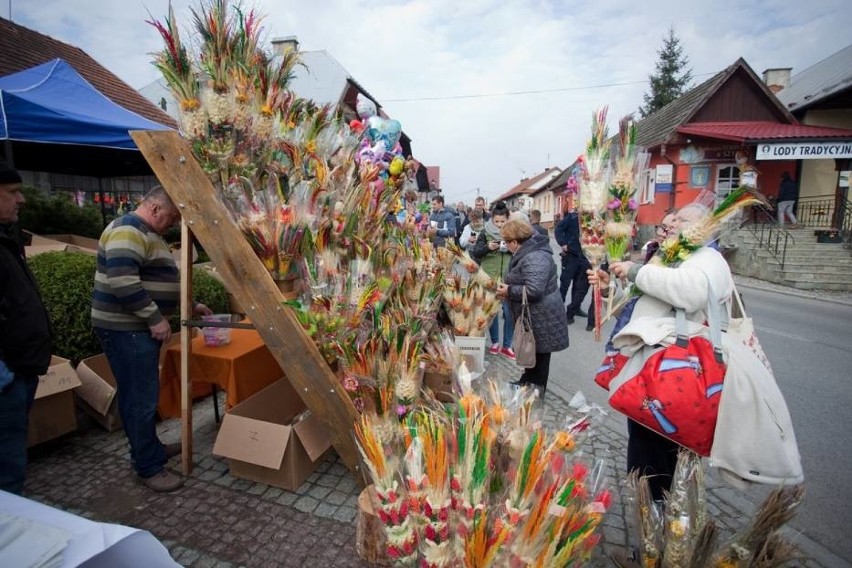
left=744, top=205, right=794, bottom=269
left=794, top=194, right=852, bottom=236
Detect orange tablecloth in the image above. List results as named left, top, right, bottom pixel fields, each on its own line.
left=158, top=328, right=283, bottom=419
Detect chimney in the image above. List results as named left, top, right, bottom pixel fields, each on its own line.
left=271, top=36, right=299, bottom=56
left=762, top=68, right=792, bottom=94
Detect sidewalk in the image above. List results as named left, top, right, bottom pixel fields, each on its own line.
left=22, top=339, right=849, bottom=567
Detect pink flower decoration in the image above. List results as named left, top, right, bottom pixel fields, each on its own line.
left=342, top=374, right=359, bottom=392
left=607, top=199, right=621, bottom=210
left=628, top=198, right=638, bottom=210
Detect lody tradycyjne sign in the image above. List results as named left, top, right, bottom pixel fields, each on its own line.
left=757, top=141, right=852, bottom=160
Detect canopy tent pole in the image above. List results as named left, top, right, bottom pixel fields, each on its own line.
left=97, top=178, right=108, bottom=228
left=2, top=139, right=13, bottom=166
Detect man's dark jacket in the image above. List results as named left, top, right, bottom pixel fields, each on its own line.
left=0, top=227, right=52, bottom=376
left=554, top=212, right=585, bottom=260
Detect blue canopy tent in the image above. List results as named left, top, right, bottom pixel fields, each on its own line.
left=0, top=58, right=172, bottom=177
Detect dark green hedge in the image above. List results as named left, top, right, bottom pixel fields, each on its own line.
left=28, top=251, right=100, bottom=365
left=19, top=187, right=108, bottom=238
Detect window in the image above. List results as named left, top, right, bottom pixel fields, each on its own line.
left=640, top=168, right=655, bottom=204
left=714, top=164, right=740, bottom=207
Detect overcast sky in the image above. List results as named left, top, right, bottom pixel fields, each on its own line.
left=9, top=0, right=849, bottom=204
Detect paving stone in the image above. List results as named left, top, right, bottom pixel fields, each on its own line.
left=308, top=485, right=331, bottom=500
left=335, top=476, right=357, bottom=493
left=178, top=548, right=202, bottom=565
left=197, top=470, right=223, bottom=482
left=247, top=483, right=267, bottom=495
left=294, top=495, right=319, bottom=513
left=262, top=487, right=284, bottom=500
left=314, top=502, right=338, bottom=519
left=332, top=506, right=357, bottom=523
left=316, top=474, right=339, bottom=488
left=212, top=474, right=235, bottom=488
left=324, top=490, right=348, bottom=506
left=230, top=479, right=253, bottom=492
left=275, top=493, right=298, bottom=507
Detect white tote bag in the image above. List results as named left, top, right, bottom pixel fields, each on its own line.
left=709, top=284, right=804, bottom=488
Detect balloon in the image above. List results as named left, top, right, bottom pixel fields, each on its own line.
left=349, top=119, right=364, bottom=133
left=389, top=156, right=405, bottom=176
left=356, top=93, right=377, bottom=119
left=365, top=116, right=403, bottom=150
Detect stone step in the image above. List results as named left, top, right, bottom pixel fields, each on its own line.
left=775, top=264, right=852, bottom=275
left=755, top=252, right=852, bottom=264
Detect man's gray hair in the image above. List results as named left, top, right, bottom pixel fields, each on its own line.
left=142, top=186, right=175, bottom=208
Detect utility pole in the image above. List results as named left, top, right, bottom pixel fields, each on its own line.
left=476, top=187, right=480, bottom=197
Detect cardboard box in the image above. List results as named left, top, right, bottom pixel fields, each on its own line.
left=28, top=356, right=82, bottom=446
left=24, top=243, right=69, bottom=256
left=213, top=378, right=332, bottom=491
left=74, top=354, right=122, bottom=432
left=44, top=234, right=100, bottom=253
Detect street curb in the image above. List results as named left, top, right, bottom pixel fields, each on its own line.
left=734, top=278, right=852, bottom=307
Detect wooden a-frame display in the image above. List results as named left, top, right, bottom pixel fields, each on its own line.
left=131, top=130, right=360, bottom=477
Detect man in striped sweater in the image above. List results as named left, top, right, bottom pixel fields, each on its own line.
left=92, top=187, right=210, bottom=492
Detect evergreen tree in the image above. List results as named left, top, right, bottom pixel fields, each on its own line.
left=639, top=27, right=693, bottom=117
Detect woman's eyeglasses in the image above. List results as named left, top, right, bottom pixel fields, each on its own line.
left=655, top=224, right=671, bottom=235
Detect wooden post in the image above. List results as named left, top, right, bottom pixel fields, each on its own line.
left=131, top=130, right=361, bottom=475
left=179, top=221, right=194, bottom=475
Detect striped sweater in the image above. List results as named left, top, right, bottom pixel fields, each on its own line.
left=91, top=213, right=180, bottom=331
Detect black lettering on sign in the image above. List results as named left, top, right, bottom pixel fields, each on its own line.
left=249, top=430, right=260, bottom=442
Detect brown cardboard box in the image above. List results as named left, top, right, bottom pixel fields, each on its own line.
left=74, top=354, right=122, bottom=432
left=44, top=234, right=100, bottom=254
left=28, top=356, right=82, bottom=446
left=212, top=378, right=332, bottom=491
left=24, top=243, right=70, bottom=256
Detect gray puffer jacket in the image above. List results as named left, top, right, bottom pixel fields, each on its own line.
left=504, top=232, right=569, bottom=353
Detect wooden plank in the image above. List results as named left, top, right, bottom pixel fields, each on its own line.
left=179, top=222, right=194, bottom=475
left=131, top=130, right=361, bottom=475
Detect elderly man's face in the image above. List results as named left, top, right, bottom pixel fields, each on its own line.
left=0, top=183, right=25, bottom=224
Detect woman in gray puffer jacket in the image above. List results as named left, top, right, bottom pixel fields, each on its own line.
left=496, top=218, right=569, bottom=395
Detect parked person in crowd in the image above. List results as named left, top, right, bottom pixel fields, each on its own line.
left=92, top=187, right=212, bottom=493
left=554, top=198, right=589, bottom=324
left=428, top=195, right=457, bottom=247
left=496, top=217, right=568, bottom=397
left=588, top=203, right=733, bottom=568
left=777, top=172, right=799, bottom=228
left=529, top=209, right=549, bottom=236
left=472, top=202, right=515, bottom=359
left=459, top=208, right=484, bottom=251
left=455, top=200, right=468, bottom=229
left=473, top=196, right=491, bottom=221
left=0, top=161, right=53, bottom=495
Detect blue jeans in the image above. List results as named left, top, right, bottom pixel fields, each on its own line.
left=0, top=373, right=38, bottom=494
left=95, top=329, right=167, bottom=478
left=489, top=299, right=515, bottom=349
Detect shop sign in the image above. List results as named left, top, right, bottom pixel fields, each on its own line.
left=756, top=141, right=852, bottom=160
left=655, top=164, right=673, bottom=192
